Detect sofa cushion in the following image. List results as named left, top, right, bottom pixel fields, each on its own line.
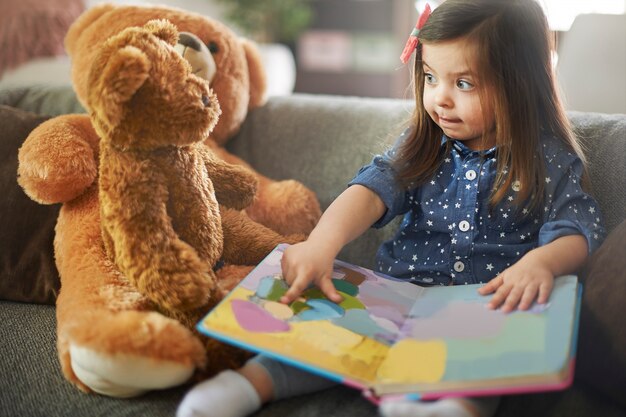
left=0, top=85, right=85, bottom=116
left=576, top=219, right=626, bottom=406
left=0, top=105, right=60, bottom=304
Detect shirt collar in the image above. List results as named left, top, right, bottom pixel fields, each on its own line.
left=441, top=135, right=497, bottom=158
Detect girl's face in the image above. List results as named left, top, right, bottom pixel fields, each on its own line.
left=421, top=38, right=495, bottom=150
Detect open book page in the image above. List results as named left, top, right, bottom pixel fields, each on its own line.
left=200, top=244, right=426, bottom=388
left=199, top=245, right=580, bottom=398
left=373, top=276, right=579, bottom=397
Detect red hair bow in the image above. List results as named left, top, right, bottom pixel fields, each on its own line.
left=400, top=3, right=432, bottom=64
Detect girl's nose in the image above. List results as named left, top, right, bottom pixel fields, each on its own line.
left=434, top=86, right=453, bottom=108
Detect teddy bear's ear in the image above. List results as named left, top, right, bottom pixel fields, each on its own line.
left=240, top=38, right=268, bottom=108
left=144, top=19, right=179, bottom=47
left=96, top=45, right=151, bottom=127
left=65, top=3, right=116, bottom=56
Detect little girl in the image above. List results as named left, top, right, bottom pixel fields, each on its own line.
left=178, top=1, right=605, bottom=416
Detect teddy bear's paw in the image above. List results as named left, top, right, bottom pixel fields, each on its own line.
left=152, top=267, right=217, bottom=312
left=69, top=344, right=195, bottom=397
left=246, top=179, right=322, bottom=236
left=17, top=115, right=98, bottom=204
left=216, top=264, right=255, bottom=294
left=63, top=311, right=207, bottom=397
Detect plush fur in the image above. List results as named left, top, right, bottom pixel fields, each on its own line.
left=94, top=20, right=234, bottom=313
left=17, top=5, right=315, bottom=397
left=65, top=3, right=322, bottom=235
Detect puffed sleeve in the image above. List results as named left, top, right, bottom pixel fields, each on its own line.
left=538, top=137, right=606, bottom=253
left=348, top=130, right=412, bottom=228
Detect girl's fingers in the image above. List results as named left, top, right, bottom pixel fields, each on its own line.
left=280, top=276, right=310, bottom=304
left=537, top=280, right=554, bottom=304
left=517, top=284, right=539, bottom=311
left=319, top=278, right=343, bottom=303
left=478, top=275, right=503, bottom=295
left=281, top=264, right=292, bottom=284
left=501, top=285, right=525, bottom=313
left=487, top=284, right=510, bottom=309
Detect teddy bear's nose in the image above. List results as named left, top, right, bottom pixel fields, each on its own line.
left=201, top=94, right=210, bottom=107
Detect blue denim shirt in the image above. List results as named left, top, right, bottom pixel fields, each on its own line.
left=349, top=132, right=605, bottom=286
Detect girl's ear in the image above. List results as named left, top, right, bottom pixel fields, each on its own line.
left=240, top=38, right=268, bottom=108
left=95, top=45, right=151, bottom=128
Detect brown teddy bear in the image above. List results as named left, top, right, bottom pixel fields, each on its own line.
left=93, top=19, right=292, bottom=315
left=17, top=5, right=316, bottom=398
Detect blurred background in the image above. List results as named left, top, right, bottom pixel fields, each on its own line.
left=207, top=0, right=626, bottom=114
left=1, top=0, right=624, bottom=113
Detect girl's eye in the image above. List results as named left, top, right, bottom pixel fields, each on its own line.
left=425, top=73, right=437, bottom=84
left=456, top=79, right=474, bottom=90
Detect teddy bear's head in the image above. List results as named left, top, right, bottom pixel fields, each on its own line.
left=65, top=4, right=266, bottom=146
left=86, top=19, right=221, bottom=151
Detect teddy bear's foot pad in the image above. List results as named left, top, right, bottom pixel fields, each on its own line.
left=70, top=344, right=194, bottom=397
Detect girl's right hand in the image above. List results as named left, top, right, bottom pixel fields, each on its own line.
left=280, top=241, right=342, bottom=305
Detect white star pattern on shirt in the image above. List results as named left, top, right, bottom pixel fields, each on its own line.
left=353, top=134, right=604, bottom=286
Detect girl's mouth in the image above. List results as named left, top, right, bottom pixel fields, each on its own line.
left=438, top=115, right=461, bottom=124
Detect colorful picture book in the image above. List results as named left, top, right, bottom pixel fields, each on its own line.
left=198, top=244, right=582, bottom=402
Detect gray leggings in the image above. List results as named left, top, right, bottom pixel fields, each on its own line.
left=250, top=355, right=500, bottom=416
left=249, top=354, right=337, bottom=400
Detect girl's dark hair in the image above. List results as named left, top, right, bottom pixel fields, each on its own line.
left=394, top=0, right=584, bottom=211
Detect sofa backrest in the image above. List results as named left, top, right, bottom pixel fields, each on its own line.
left=230, top=94, right=625, bottom=267
left=567, top=111, right=626, bottom=233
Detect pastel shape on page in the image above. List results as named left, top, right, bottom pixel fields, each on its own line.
left=231, top=299, right=290, bottom=332
left=331, top=278, right=359, bottom=296
left=263, top=300, right=294, bottom=320
left=377, top=339, right=447, bottom=383
left=256, top=276, right=288, bottom=301
left=298, top=299, right=345, bottom=321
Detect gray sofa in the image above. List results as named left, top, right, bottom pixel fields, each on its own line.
left=1, top=89, right=625, bottom=417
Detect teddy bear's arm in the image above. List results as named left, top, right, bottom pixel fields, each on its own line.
left=199, top=146, right=258, bottom=210
left=18, top=114, right=99, bottom=204
left=220, top=208, right=305, bottom=265
left=100, top=151, right=222, bottom=313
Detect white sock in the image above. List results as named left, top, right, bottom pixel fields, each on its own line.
left=380, top=397, right=494, bottom=417
left=177, top=370, right=261, bottom=417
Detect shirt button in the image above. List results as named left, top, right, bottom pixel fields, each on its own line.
left=459, top=220, right=470, bottom=232
left=512, top=180, right=521, bottom=192
left=453, top=261, right=465, bottom=272
left=465, top=170, right=477, bottom=180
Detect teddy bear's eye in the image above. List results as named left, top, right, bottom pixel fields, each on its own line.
left=207, top=41, right=219, bottom=54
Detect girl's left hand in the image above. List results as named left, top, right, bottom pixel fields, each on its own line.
left=477, top=257, right=554, bottom=313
